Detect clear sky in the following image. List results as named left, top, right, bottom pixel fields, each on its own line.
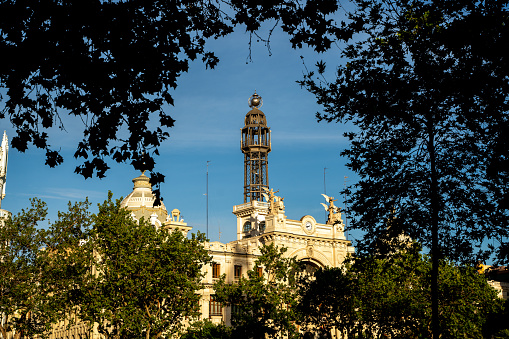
left=1, top=27, right=361, bottom=245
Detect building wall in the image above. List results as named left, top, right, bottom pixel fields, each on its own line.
left=198, top=198, right=354, bottom=325
left=489, top=280, right=509, bottom=300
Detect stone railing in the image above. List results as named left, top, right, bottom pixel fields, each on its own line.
left=233, top=200, right=269, bottom=212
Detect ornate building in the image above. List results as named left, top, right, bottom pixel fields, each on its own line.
left=0, top=131, right=10, bottom=222
left=121, top=171, right=192, bottom=235
left=199, top=93, right=354, bottom=324
left=4, top=92, right=508, bottom=339
left=116, top=93, right=355, bottom=325
left=21, top=93, right=352, bottom=339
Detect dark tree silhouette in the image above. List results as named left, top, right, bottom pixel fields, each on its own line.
left=299, top=249, right=503, bottom=338
left=299, top=0, right=509, bottom=337
left=0, top=0, right=341, bottom=194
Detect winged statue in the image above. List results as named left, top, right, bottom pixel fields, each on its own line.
left=262, top=187, right=284, bottom=214
left=262, top=187, right=271, bottom=203
left=321, top=193, right=342, bottom=226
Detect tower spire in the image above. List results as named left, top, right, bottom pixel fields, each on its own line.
left=0, top=131, right=8, bottom=209
left=241, top=92, right=271, bottom=203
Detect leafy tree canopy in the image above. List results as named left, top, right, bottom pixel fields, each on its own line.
left=300, top=0, right=509, bottom=263
left=0, top=198, right=91, bottom=339
left=180, top=320, right=232, bottom=339
left=299, top=2, right=508, bottom=337
left=0, top=0, right=342, bottom=193
left=77, top=192, right=211, bottom=339
left=299, top=247, right=504, bottom=338
left=214, top=243, right=304, bottom=339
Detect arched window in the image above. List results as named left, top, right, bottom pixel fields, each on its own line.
left=301, top=260, right=320, bottom=275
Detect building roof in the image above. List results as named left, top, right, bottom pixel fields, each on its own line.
left=120, top=172, right=168, bottom=224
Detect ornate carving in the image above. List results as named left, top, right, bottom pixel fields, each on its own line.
left=171, top=209, right=182, bottom=222
left=321, top=194, right=342, bottom=226
left=306, top=246, right=314, bottom=258
left=262, top=187, right=285, bottom=215
left=336, top=223, right=344, bottom=232
left=275, top=195, right=285, bottom=212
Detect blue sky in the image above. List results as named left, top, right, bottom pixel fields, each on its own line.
left=1, top=27, right=361, bottom=245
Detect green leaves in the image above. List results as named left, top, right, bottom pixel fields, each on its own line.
left=77, top=192, right=211, bottom=339
left=181, top=320, right=232, bottom=339
left=299, top=250, right=503, bottom=338
left=214, top=243, right=303, bottom=339
left=0, top=198, right=91, bottom=339
left=0, top=193, right=211, bottom=339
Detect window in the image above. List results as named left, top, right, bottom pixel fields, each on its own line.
left=259, top=221, right=266, bottom=232
left=243, top=221, right=251, bottom=232
left=212, top=263, right=220, bottom=278
left=231, top=303, right=241, bottom=316
left=257, top=266, right=263, bottom=277
left=234, top=265, right=242, bottom=280
left=209, top=296, right=222, bottom=317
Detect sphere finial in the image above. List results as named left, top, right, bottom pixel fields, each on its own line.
left=248, top=91, right=263, bottom=108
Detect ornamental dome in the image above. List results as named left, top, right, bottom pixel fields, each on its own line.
left=244, top=108, right=267, bottom=127
left=120, top=172, right=168, bottom=224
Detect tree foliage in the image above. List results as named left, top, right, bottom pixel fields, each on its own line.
left=300, top=0, right=509, bottom=262
left=483, top=297, right=509, bottom=339
left=0, top=0, right=342, bottom=190
left=299, top=248, right=503, bottom=338
left=77, top=192, right=211, bottom=339
left=180, top=320, right=232, bottom=339
left=214, top=243, right=303, bottom=339
left=0, top=198, right=90, bottom=339
left=299, top=1, right=508, bottom=337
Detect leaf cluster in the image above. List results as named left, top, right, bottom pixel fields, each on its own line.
left=180, top=319, right=232, bottom=339
left=0, top=192, right=212, bottom=339
left=213, top=243, right=303, bottom=339
left=0, top=198, right=91, bottom=339
left=299, top=249, right=504, bottom=338
left=0, top=0, right=348, bottom=193
left=299, top=0, right=509, bottom=263
left=77, top=192, right=211, bottom=339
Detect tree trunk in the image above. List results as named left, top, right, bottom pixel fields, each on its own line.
left=427, top=116, right=440, bottom=339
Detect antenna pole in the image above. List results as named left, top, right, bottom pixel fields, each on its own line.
left=206, top=161, right=210, bottom=239
left=344, top=176, right=348, bottom=240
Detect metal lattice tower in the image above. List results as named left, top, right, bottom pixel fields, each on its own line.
left=241, top=92, right=271, bottom=203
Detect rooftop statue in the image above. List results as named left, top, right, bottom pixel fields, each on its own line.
left=321, top=194, right=342, bottom=228
left=262, top=187, right=284, bottom=215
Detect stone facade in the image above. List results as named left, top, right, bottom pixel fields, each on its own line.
left=198, top=197, right=354, bottom=325
left=488, top=280, right=509, bottom=300
left=117, top=172, right=354, bottom=326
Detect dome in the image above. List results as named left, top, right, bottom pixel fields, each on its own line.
left=120, top=172, right=168, bottom=224
left=244, top=108, right=267, bottom=126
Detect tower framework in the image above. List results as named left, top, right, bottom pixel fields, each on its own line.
left=241, top=92, right=271, bottom=203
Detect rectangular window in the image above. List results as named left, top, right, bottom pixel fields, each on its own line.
left=209, top=296, right=222, bottom=317
left=231, top=303, right=241, bottom=316
left=234, top=265, right=242, bottom=280
left=212, top=263, right=220, bottom=279
left=257, top=266, right=263, bottom=277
